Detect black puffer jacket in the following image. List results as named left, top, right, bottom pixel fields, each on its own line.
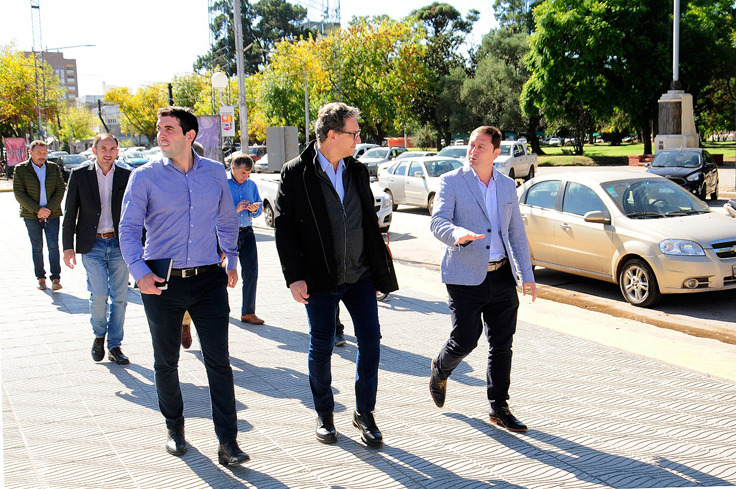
left=274, top=141, right=398, bottom=295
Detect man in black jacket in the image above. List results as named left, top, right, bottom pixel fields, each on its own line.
left=275, top=102, right=398, bottom=448
left=62, top=134, right=132, bottom=365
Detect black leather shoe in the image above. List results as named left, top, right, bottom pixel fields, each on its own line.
left=334, top=333, right=347, bottom=347
left=489, top=404, right=528, bottom=432
left=91, top=337, right=105, bottom=362
left=108, top=347, right=130, bottom=365
left=429, top=358, right=446, bottom=408
left=218, top=440, right=250, bottom=466
left=166, top=427, right=187, bottom=456
left=315, top=412, right=337, bottom=443
left=352, top=410, right=383, bottom=448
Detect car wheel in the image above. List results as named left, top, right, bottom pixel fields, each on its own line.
left=427, top=193, right=435, bottom=215
left=619, top=258, right=661, bottom=307
left=385, top=190, right=398, bottom=211
left=509, top=169, right=516, bottom=180
left=698, top=183, right=707, bottom=201
left=263, top=201, right=275, bottom=228
left=711, top=179, right=719, bottom=200
left=526, top=165, right=535, bottom=181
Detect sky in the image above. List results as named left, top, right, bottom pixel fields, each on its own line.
left=1, top=0, right=497, bottom=98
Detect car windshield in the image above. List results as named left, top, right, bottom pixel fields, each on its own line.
left=651, top=151, right=701, bottom=168
left=363, top=148, right=390, bottom=158
left=127, top=151, right=145, bottom=158
left=603, top=178, right=710, bottom=218
left=61, top=155, right=86, bottom=164
left=423, top=159, right=462, bottom=177
left=498, top=146, right=512, bottom=156
left=249, top=147, right=266, bottom=155
left=437, top=147, right=467, bottom=158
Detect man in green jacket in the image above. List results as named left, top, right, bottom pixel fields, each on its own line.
left=13, top=140, right=65, bottom=290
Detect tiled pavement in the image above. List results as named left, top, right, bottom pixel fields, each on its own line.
left=1, top=192, right=735, bottom=489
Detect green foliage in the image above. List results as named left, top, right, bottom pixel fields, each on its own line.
left=105, top=85, right=169, bottom=145
left=48, top=106, right=96, bottom=147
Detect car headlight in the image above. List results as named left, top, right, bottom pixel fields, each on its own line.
left=659, top=239, right=705, bottom=256
left=381, top=193, right=392, bottom=209
left=686, top=173, right=701, bottom=182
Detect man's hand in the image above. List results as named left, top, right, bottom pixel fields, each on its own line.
left=138, top=272, right=165, bottom=295
left=453, top=232, right=485, bottom=246
left=63, top=249, right=76, bottom=269
left=245, top=201, right=261, bottom=213
left=227, top=269, right=238, bottom=288
left=289, top=280, right=309, bottom=304
left=522, top=282, right=538, bottom=302
left=236, top=201, right=249, bottom=213
left=37, top=207, right=51, bottom=219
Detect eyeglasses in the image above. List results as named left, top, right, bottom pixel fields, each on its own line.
left=337, top=129, right=361, bottom=140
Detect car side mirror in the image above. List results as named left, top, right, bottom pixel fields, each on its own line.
left=583, top=210, right=610, bottom=225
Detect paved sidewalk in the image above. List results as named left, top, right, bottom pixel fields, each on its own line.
left=1, top=191, right=735, bottom=488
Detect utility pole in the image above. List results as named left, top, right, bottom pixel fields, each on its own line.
left=233, top=0, right=249, bottom=154
left=168, top=83, right=174, bottom=106
left=30, top=0, right=44, bottom=140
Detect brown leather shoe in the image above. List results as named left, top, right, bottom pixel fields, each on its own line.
left=181, top=323, right=192, bottom=349
left=37, top=278, right=47, bottom=290
left=241, top=314, right=265, bottom=325
left=51, top=279, right=62, bottom=291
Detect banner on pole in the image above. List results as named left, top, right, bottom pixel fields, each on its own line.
left=6, top=138, right=27, bottom=167
left=220, top=106, right=235, bottom=138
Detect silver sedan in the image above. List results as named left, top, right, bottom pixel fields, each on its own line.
left=378, top=157, right=462, bottom=214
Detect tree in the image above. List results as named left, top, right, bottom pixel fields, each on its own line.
left=410, top=3, right=479, bottom=149
left=172, top=73, right=209, bottom=109
left=49, top=106, right=96, bottom=151
left=105, top=84, right=169, bottom=145
left=193, top=0, right=314, bottom=76
left=0, top=43, right=64, bottom=140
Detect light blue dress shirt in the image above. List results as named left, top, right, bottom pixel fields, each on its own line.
left=317, top=148, right=345, bottom=203
left=119, top=153, right=239, bottom=281
left=32, top=162, right=48, bottom=207
left=227, top=172, right=262, bottom=228
left=471, top=167, right=506, bottom=262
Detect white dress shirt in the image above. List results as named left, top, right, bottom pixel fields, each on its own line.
left=95, top=161, right=115, bottom=234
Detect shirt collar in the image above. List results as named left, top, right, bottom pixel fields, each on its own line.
left=469, top=166, right=497, bottom=186
left=94, top=159, right=115, bottom=175
left=162, top=149, right=200, bottom=170
left=316, top=148, right=344, bottom=174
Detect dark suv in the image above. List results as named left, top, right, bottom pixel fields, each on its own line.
left=646, top=149, right=719, bottom=201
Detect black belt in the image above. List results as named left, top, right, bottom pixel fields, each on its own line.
left=170, top=264, right=218, bottom=278
left=487, top=258, right=508, bottom=272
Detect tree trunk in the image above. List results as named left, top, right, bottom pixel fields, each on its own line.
left=527, top=117, right=544, bottom=155
left=643, top=118, right=652, bottom=155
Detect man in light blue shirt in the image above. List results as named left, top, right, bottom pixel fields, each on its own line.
left=119, top=106, right=249, bottom=466
left=227, top=153, right=264, bottom=324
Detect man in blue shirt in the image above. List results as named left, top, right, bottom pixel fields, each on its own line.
left=227, top=153, right=265, bottom=325
left=119, top=106, right=249, bottom=466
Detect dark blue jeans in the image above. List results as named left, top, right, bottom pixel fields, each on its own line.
left=435, top=263, right=519, bottom=406
left=140, top=266, right=238, bottom=443
left=237, top=226, right=258, bottom=315
left=24, top=217, right=61, bottom=280
left=304, top=274, right=381, bottom=414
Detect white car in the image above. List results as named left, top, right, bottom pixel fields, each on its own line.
left=494, top=141, right=538, bottom=181
left=254, top=175, right=392, bottom=232
left=354, top=143, right=379, bottom=159
left=436, top=145, right=468, bottom=160
left=378, top=157, right=463, bottom=215
left=359, top=147, right=406, bottom=177
left=548, top=137, right=561, bottom=146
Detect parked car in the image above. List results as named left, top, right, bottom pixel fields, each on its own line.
left=646, top=148, right=719, bottom=201
left=517, top=170, right=736, bottom=307
left=378, top=157, right=462, bottom=214
left=120, top=151, right=150, bottom=169
left=354, top=143, right=379, bottom=159
left=254, top=175, right=392, bottom=232
left=143, top=147, right=162, bottom=161
left=79, top=148, right=94, bottom=159
left=58, top=154, right=89, bottom=182
left=394, top=150, right=437, bottom=160
left=248, top=145, right=267, bottom=162
left=436, top=145, right=468, bottom=160
left=358, top=146, right=406, bottom=177
left=253, top=154, right=269, bottom=173
left=123, top=146, right=147, bottom=154
left=547, top=137, right=561, bottom=146
left=494, top=141, right=538, bottom=181
left=46, top=151, right=69, bottom=164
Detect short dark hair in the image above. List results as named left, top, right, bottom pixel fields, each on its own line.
left=29, top=140, right=47, bottom=150
left=93, top=133, right=119, bottom=148
left=314, top=102, right=361, bottom=142
left=157, top=106, right=198, bottom=138
left=471, top=126, right=502, bottom=150
left=231, top=152, right=253, bottom=170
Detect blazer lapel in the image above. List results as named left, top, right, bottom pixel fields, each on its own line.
left=86, top=162, right=102, bottom=210
left=462, top=167, right=491, bottom=223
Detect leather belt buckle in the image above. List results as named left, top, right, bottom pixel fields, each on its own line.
left=97, top=232, right=115, bottom=238
left=181, top=268, right=197, bottom=278
left=487, top=258, right=508, bottom=272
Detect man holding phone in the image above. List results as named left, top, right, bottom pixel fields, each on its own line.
left=228, top=153, right=264, bottom=325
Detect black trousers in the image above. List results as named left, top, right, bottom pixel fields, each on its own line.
left=435, top=262, right=520, bottom=405
left=141, top=266, right=238, bottom=443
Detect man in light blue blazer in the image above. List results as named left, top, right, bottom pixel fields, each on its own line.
left=429, top=125, right=537, bottom=432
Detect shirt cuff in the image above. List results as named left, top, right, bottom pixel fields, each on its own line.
left=129, top=261, right=153, bottom=283
left=226, top=253, right=238, bottom=270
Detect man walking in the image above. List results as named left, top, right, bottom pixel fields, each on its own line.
left=227, top=153, right=265, bottom=325
left=13, top=140, right=65, bottom=291
left=428, top=125, right=537, bottom=432
left=275, top=102, right=398, bottom=447
left=119, top=106, right=249, bottom=465
left=62, top=133, right=131, bottom=365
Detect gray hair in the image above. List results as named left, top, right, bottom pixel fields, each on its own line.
left=314, top=102, right=361, bottom=142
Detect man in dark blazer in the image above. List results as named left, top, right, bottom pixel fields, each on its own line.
left=429, top=125, right=537, bottom=432
left=63, top=133, right=132, bottom=365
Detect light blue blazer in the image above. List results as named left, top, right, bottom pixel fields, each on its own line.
left=430, top=166, right=534, bottom=286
